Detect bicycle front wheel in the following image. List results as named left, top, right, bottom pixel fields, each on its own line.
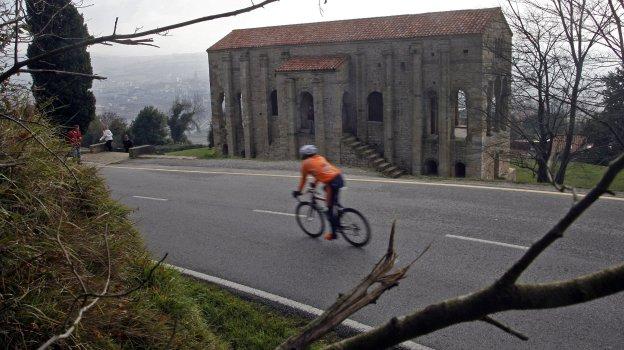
left=295, top=202, right=325, bottom=238
left=339, top=208, right=371, bottom=247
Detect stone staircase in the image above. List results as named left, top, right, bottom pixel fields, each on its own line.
left=341, top=134, right=405, bottom=178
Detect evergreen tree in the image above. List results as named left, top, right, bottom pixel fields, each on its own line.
left=25, top=0, right=96, bottom=132
left=583, top=69, right=624, bottom=164
left=167, top=99, right=198, bottom=144
left=130, top=106, right=168, bottom=146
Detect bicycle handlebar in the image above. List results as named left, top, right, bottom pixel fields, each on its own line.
left=294, top=182, right=324, bottom=202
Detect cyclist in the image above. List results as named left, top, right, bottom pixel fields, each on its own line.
left=292, top=145, right=345, bottom=240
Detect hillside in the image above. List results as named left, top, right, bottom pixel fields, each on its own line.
left=91, top=53, right=211, bottom=121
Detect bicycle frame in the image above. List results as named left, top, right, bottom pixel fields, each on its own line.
left=294, top=182, right=371, bottom=246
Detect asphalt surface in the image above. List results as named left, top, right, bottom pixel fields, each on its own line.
left=100, top=158, right=624, bottom=350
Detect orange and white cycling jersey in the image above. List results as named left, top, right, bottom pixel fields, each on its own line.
left=298, top=155, right=341, bottom=190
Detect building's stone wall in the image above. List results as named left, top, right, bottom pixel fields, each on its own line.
left=208, top=14, right=512, bottom=179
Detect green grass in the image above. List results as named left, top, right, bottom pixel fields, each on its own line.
left=166, top=147, right=218, bottom=159
left=132, top=266, right=332, bottom=350
left=515, top=161, right=624, bottom=191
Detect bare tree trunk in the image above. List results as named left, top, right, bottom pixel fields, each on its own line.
left=555, top=73, right=582, bottom=184
left=551, top=0, right=601, bottom=184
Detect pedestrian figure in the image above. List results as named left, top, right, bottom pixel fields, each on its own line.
left=123, top=134, right=134, bottom=153
left=99, top=126, right=113, bottom=151
left=67, top=124, right=82, bottom=163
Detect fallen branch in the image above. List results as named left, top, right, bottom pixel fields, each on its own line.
left=276, top=222, right=431, bottom=350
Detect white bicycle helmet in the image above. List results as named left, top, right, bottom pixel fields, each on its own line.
left=299, top=144, right=318, bottom=157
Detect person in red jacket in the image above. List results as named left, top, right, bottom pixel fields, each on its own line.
left=292, top=145, right=345, bottom=240
left=67, top=125, right=82, bottom=164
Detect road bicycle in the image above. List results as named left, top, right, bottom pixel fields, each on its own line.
left=294, top=183, right=371, bottom=247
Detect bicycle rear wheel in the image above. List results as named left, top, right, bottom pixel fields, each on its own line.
left=295, top=202, right=325, bottom=238
left=339, top=208, right=371, bottom=247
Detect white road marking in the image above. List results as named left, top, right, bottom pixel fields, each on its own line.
left=445, top=234, right=529, bottom=250
left=131, top=195, right=168, bottom=201
left=105, top=165, right=624, bottom=202
left=164, top=262, right=432, bottom=350
left=253, top=209, right=296, bottom=217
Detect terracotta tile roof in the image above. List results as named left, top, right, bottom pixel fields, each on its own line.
left=275, top=56, right=347, bottom=72
left=209, top=8, right=502, bottom=51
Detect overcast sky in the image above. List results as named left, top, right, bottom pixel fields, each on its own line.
left=80, top=0, right=500, bottom=57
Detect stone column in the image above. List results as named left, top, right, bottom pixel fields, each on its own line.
left=259, top=54, right=270, bottom=156
left=437, top=42, right=452, bottom=177
left=410, top=43, right=424, bottom=175
left=466, top=85, right=485, bottom=178
left=240, top=52, right=253, bottom=158
left=328, top=81, right=344, bottom=161
left=286, top=78, right=298, bottom=159
left=221, top=53, right=235, bottom=157
left=312, top=77, right=326, bottom=155
left=207, top=56, right=224, bottom=153
left=383, top=49, right=394, bottom=162
left=355, top=50, right=367, bottom=141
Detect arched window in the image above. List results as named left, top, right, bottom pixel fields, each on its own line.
left=218, top=92, right=225, bottom=116
left=494, top=77, right=501, bottom=132
left=236, top=92, right=244, bottom=156
left=486, top=83, right=493, bottom=136
left=455, top=90, right=467, bottom=127
left=424, top=159, right=438, bottom=176
left=367, top=92, right=383, bottom=122
left=428, top=91, right=438, bottom=135
left=299, top=92, right=314, bottom=134
left=455, top=162, right=466, bottom=178
left=270, top=90, right=278, bottom=116
left=500, top=77, right=508, bottom=131
left=454, top=90, right=468, bottom=139
left=236, top=92, right=243, bottom=116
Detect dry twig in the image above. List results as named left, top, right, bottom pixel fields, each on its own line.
left=277, top=221, right=431, bottom=350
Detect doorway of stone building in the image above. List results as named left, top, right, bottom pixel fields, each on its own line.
left=494, top=152, right=500, bottom=179
left=455, top=162, right=466, bottom=178
left=299, top=92, right=314, bottom=135
left=342, top=91, right=356, bottom=135
left=424, top=159, right=438, bottom=176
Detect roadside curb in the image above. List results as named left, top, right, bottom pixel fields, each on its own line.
left=140, top=154, right=198, bottom=160
left=164, top=263, right=433, bottom=350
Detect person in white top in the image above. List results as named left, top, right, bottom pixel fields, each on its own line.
left=99, top=127, right=113, bottom=152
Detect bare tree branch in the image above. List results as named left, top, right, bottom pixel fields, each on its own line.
left=0, top=0, right=280, bottom=82
left=317, top=153, right=624, bottom=350
left=481, top=316, right=529, bottom=341
left=18, top=68, right=107, bottom=80
left=37, top=226, right=112, bottom=350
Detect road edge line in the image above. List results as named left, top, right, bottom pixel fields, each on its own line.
left=104, top=165, right=624, bottom=202
left=163, top=262, right=433, bottom=350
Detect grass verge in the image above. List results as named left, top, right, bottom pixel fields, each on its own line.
left=514, top=161, right=624, bottom=191
left=0, top=112, right=327, bottom=349
left=166, top=146, right=218, bottom=159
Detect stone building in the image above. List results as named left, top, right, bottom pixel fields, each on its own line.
left=207, top=7, right=511, bottom=179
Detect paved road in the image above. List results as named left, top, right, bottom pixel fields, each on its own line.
left=100, top=159, right=624, bottom=350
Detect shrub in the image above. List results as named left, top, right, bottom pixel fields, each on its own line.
left=130, top=106, right=168, bottom=146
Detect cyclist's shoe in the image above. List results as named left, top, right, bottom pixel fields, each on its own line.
left=323, top=232, right=337, bottom=241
